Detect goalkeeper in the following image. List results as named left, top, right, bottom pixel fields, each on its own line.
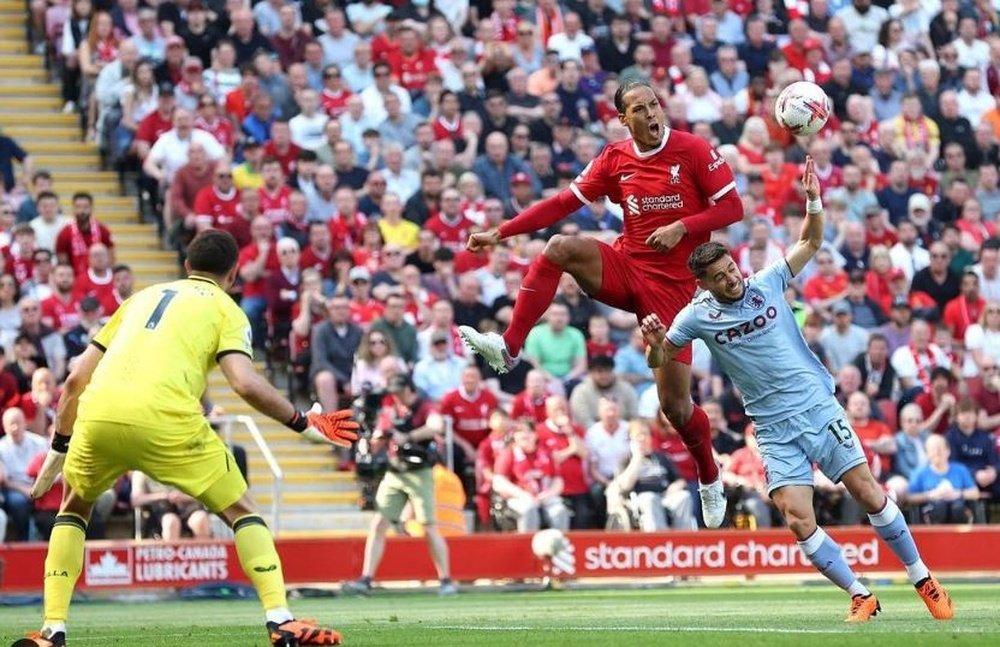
left=15, top=230, right=358, bottom=647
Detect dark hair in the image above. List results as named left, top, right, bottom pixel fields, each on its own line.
left=373, top=61, right=391, bottom=75
left=261, top=156, right=281, bottom=168
left=36, top=190, right=58, bottom=202
left=868, top=332, right=888, bottom=346
left=982, top=237, right=1000, bottom=251
left=930, top=366, right=953, bottom=383
left=31, top=170, right=52, bottom=183
left=187, top=229, right=239, bottom=276
left=112, top=264, right=131, bottom=274
left=687, top=242, right=730, bottom=279
left=71, top=191, right=93, bottom=204
left=614, top=79, right=653, bottom=114
left=297, top=149, right=318, bottom=162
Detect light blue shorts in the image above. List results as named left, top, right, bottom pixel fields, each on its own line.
left=754, top=399, right=868, bottom=495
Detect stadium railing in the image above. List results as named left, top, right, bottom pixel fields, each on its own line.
left=217, top=414, right=285, bottom=535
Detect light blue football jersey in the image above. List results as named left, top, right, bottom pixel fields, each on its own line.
left=666, top=260, right=835, bottom=427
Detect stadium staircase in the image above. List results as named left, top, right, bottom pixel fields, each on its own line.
left=0, top=3, right=369, bottom=537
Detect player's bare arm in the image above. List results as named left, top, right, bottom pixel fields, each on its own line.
left=30, top=343, right=105, bottom=498
left=641, top=314, right=682, bottom=369
left=219, top=352, right=359, bottom=447
left=784, top=156, right=824, bottom=277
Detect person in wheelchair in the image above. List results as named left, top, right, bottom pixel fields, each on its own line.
left=492, top=418, right=570, bottom=533
left=605, top=420, right=694, bottom=532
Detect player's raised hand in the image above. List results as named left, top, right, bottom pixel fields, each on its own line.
left=802, top=155, right=820, bottom=200
left=301, top=403, right=361, bottom=448
left=640, top=314, right=666, bottom=346
left=467, top=228, right=502, bottom=252
left=645, top=221, right=686, bottom=253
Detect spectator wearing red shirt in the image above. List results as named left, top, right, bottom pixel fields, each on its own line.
left=72, top=243, right=114, bottom=306
left=258, top=157, right=292, bottom=228
left=387, top=26, right=438, bottom=93
left=914, top=368, right=959, bottom=434
left=319, top=64, right=353, bottom=118
left=3, top=225, right=35, bottom=287
left=475, top=410, right=512, bottom=526
left=347, top=266, right=384, bottom=329
left=586, top=315, right=617, bottom=362
left=100, top=264, right=134, bottom=317
left=510, top=369, right=549, bottom=424
left=802, top=248, right=848, bottom=311
left=238, top=216, right=280, bottom=349
left=942, top=271, right=986, bottom=344
left=299, top=221, right=335, bottom=279
left=224, top=67, right=260, bottom=125
left=328, top=187, right=367, bottom=251
left=262, top=120, right=300, bottom=178
left=40, top=263, right=80, bottom=333
left=440, top=366, right=499, bottom=452
left=864, top=208, right=898, bottom=248
left=192, top=159, right=240, bottom=237
left=432, top=91, right=463, bottom=143
left=370, top=13, right=402, bottom=63
left=55, top=193, right=114, bottom=277
left=492, top=420, right=570, bottom=532
left=846, top=392, right=896, bottom=477
left=265, top=237, right=302, bottom=348
left=966, top=358, right=1000, bottom=433
left=18, top=367, right=58, bottom=436
left=168, top=142, right=215, bottom=235
left=723, top=428, right=773, bottom=528
left=425, top=188, right=474, bottom=253
left=193, top=94, right=235, bottom=151
left=133, top=86, right=176, bottom=160
left=761, top=144, right=800, bottom=212
left=780, top=19, right=811, bottom=71
left=536, top=395, right=594, bottom=529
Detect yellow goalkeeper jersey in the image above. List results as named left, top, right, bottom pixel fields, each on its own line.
left=78, top=275, right=253, bottom=430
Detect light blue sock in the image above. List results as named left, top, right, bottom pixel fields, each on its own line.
left=868, top=498, right=929, bottom=585
left=798, top=527, right=869, bottom=596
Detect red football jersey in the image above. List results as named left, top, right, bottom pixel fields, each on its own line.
left=536, top=422, right=589, bottom=496
left=328, top=212, right=367, bottom=251
left=425, top=214, right=474, bottom=253
left=194, top=116, right=235, bottom=149
left=99, top=289, right=125, bottom=317
left=237, top=244, right=280, bottom=299
left=388, top=49, right=438, bottom=92
left=320, top=88, right=352, bottom=119
left=134, top=110, right=173, bottom=145
left=193, top=186, right=240, bottom=224
left=439, top=388, right=499, bottom=448
left=54, top=222, right=114, bottom=276
left=510, top=391, right=548, bottom=425
left=3, top=252, right=32, bottom=286
left=350, top=299, right=384, bottom=328
left=300, top=246, right=334, bottom=278
left=259, top=185, right=292, bottom=228
left=40, top=293, right=80, bottom=332
left=73, top=269, right=114, bottom=304
left=262, top=141, right=300, bottom=178
left=570, top=130, right=736, bottom=282
left=494, top=444, right=558, bottom=496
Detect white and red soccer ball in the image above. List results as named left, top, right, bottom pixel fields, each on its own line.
left=774, top=81, right=832, bottom=137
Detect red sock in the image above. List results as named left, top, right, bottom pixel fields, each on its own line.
left=676, top=405, right=719, bottom=484
left=502, top=255, right=564, bottom=356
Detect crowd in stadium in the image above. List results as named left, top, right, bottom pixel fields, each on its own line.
left=2, top=0, right=1000, bottom=542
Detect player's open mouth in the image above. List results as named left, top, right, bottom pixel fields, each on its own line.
left=649, top=122, right=660, bottom=136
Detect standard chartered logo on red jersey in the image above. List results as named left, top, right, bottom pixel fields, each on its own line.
left=625, top=193, right=684, bottom=216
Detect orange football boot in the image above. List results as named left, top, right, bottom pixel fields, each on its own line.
left=844, top=594, right=881, bottom=623
left=268, top=618, right=343, bottom=646
left=10, top=630, right=66, bottom=647
left=916, top=576, right=955, bottom=620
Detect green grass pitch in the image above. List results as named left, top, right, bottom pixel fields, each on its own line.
left=1, top=583, right=997, bottom=645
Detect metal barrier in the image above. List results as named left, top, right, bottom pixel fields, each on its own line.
left=217, top=415, right=285, bottom=535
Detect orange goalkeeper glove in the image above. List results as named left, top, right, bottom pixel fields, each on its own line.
left=288, top=403, right=360, bottom=448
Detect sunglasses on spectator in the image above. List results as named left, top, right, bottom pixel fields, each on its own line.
left=216, top=173, right=233, bottom=178
left=370, top=337, right=387, bottom=344
left=324, top=72, right=340, bottom=79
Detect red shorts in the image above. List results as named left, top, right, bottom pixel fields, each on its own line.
left=593, top=241, right=694, bottom=364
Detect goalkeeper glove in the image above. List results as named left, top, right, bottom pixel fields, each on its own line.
left=287, top=403, right=360, bottom=448
left=30, top=432, right=71, bottom=499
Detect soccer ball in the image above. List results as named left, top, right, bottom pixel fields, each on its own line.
left=774, top=81, right=832, bottom=137
left=531, top=528, right=568, bottom=559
